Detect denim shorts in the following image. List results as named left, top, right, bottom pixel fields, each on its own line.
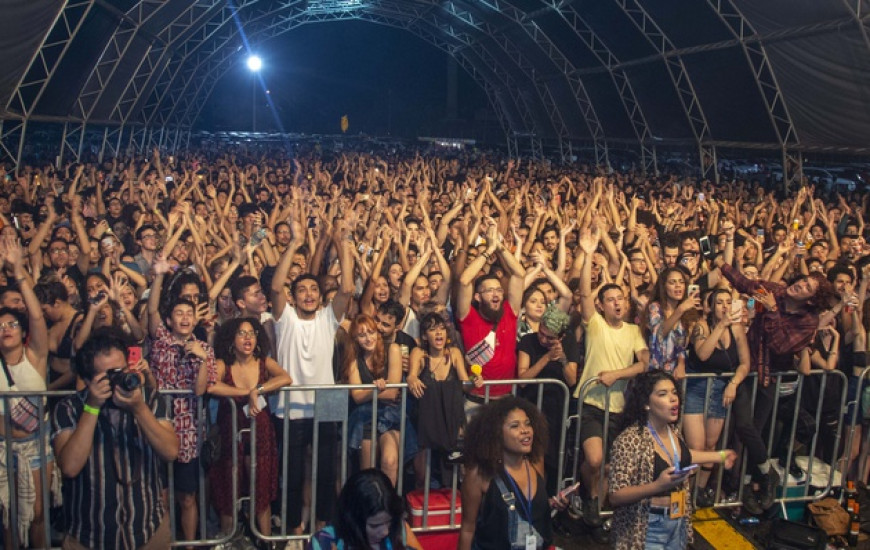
left=683, top=377, right=728, bottom=419
left=645, top=509, right=687, bottom=549
left=3, top=431, right=54, bottom=470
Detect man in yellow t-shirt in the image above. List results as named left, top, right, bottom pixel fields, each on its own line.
left=575, top=223, right=649, bottom=529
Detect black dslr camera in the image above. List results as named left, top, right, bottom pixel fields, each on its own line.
left=105, top=368, right=141, bottom=392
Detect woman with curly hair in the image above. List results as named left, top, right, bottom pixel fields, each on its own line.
left=207, top=317, right=292, bottom=538
left=609, top=371, right=737, bottom=550
left=458, top=396, right=566, bottom=550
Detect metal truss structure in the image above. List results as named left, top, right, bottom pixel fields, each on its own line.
left=0, top=0, right=862, bottom=180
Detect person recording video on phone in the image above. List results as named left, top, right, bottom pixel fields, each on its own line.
left=52, top=328, right=179, bottom=549
left=609, top=371, right=736, bottom=550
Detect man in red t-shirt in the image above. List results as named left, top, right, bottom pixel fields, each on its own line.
left=456, top=223, right=525, bottom=407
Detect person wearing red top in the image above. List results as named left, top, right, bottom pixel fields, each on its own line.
left=456, top=222, right=525, bottom=405
left=719, top=263, right=835, bottom=514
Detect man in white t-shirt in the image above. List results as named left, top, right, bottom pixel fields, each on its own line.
left=270, top=218, right=354, bottom=535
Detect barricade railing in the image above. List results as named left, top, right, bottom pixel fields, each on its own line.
left=846, top=365, right=870, bottom=482
left=569, top=369, right=848, bottom=521
left=0, top=389, right=66, bottom=550
left=12, top=371, right=851, bottom=546
left=248, top=378, right=572, bottom=545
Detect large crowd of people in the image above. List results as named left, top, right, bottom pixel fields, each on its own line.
left=0, top=142, right=867, bottom=549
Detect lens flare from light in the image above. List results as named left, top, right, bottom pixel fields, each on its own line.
left=246, top=55, right=262, bottom=72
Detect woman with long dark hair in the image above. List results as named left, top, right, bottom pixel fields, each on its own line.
left=683, top=288, right=749, bottom=506
left=207, top=317, right=292, bottom=538
left=609, top=371, right=737, bottom=550
left=407, top=312, right=479, bottom=453
left=308, top=468, right=421, bottom=549
left=640, top=267, right=700, bottom=378
left=0, top=237, right=56, bottom=549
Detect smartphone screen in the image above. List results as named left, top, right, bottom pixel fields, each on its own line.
left=127, top=346, right=142, bottom=367
left=675, top=464, right=699, bottom=475
left=699, top=236, right=712, bottom=256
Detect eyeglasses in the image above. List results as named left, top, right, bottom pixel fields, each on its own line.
left=139, top=233, right=157, bottom=240
left=49, top=248, right=68, bottom=255
left=0, top=321, right=21, bottom=331
left=236, top=330, right=258, bottom=338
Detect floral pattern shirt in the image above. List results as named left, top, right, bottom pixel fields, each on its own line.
left=646, top=301, right=688, bottom=374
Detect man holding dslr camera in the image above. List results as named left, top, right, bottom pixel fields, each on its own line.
left=52, top=328, right=179, bottom=549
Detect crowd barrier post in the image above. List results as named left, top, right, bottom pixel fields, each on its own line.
left=243, top=379, right=569, bottom=544
left=3, top=395, right=21, bottom=549
left=571, top=369, right=848, bottom=522
left=845, top=366, right=870, bottom=482
left=164, top=391, right=240, bottom=548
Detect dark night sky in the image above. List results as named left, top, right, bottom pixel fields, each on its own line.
left=198, top=20, right=489, bottom=137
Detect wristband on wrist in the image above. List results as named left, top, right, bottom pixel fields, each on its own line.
left=83, top=404, right=100, bottom=416
left=719, top=450, right=727, bottom=463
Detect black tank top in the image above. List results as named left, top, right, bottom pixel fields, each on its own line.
left=688, top=326, right=739, bottom=374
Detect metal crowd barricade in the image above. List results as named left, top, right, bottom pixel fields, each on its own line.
left=164, top=392, right=239, bottom=549
left=245, top=378, right=572, bottom=545
left=0, top=389, right=73, bottom=550
left=0, top=389, right=236, bottom=550
left=846, top=366, right=870, bottom=482
left=569, top=369, right=848, bottom=521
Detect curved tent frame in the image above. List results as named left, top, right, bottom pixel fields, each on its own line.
left=1, top=0, right=869, bottom=184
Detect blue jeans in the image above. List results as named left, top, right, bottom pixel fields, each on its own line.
left=645, top=511, right=687, bottom=549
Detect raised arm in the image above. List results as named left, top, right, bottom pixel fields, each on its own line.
left=329, top=220, right=356, bottom=321
left=146, top=256, right=170, bottom=338
left=5, top=238, right=48, bottom=374
left=270, top=218, right=305, bottom=320
left=456, top=224, right=497, bottom=321
left=577, top=223, right=601, bottom=324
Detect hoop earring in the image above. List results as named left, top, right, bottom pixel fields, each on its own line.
left=254, top=344, right=261, bottom=356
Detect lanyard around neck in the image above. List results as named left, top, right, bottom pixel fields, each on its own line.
left=647, top=422, right=680, bottom=470
left=504, top=459, right=533, bottom=521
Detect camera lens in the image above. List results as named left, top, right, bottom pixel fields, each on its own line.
left=106, top=368, right=141, bottom=392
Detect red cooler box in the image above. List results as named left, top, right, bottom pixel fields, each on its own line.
left=406, top=488, right=462, bottom=527
left=407, top=489, right=462, bottom=550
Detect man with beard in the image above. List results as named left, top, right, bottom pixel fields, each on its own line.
left=574, top=222, right=648, bottom=531
left=456, top=222, right=525, bottom=406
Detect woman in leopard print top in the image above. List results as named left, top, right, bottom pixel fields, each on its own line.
left=608, top=371, right=737, bottom=549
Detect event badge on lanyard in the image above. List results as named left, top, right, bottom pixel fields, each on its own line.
left=506, top=464, right=538, bottom=550
left=648, top=423, right=686, bottom=519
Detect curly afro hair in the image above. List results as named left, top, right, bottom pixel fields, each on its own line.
left=464, top=396, right=548, bottom=480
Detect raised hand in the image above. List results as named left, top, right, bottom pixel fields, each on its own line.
left=578, top=224, right=600, bottom=255
left=152, top=253, right=171, bottom=276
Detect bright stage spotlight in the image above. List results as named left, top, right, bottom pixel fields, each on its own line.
left=246, top=55, right=262, bottom=72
